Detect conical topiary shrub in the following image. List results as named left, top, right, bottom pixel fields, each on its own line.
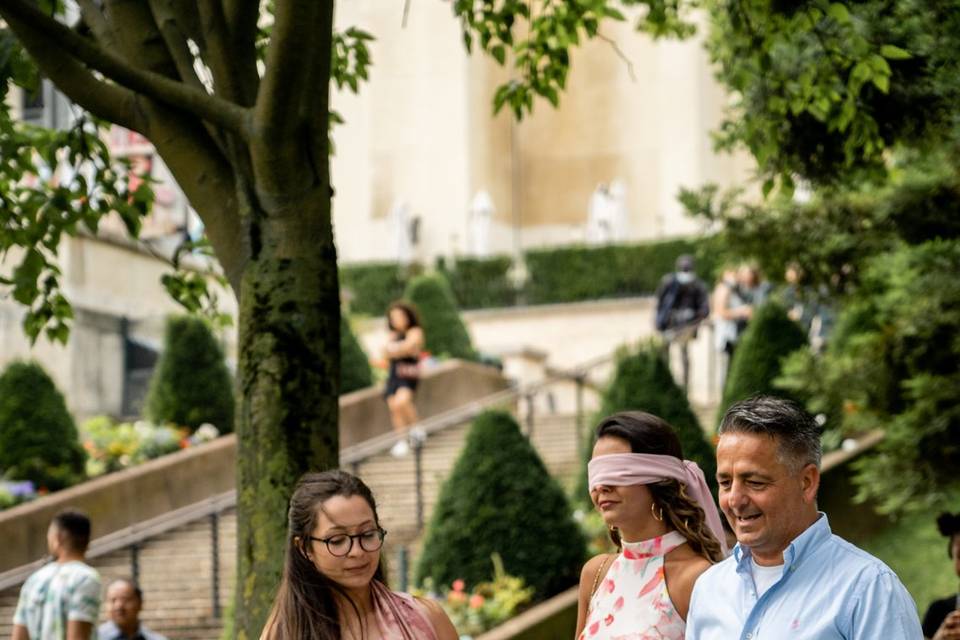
left=575, top=342, right=717, bottom=504
left=403, top=273, right=477, bottom=361
left=718, top=302, right=809, bottom=423
left=415, top=410, right=585, bottom=599
left=145, top=315, right=235, bottom=433
left=0, top=361, right=85, bottom=490
left=341, top=314, right=372, bottom=394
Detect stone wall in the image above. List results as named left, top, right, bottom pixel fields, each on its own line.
left=0, top=359, right=507, bottom=573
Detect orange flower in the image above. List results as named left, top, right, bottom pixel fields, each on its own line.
left=469, top=594, right=485, bottom=609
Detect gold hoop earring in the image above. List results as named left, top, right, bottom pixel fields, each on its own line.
left=651, top=502, right=663, bottom=521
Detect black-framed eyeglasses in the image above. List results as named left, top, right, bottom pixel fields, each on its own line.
left=307, top=527, right=387, bottom=557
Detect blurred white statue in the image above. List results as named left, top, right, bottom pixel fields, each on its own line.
left=468, top=190, right=494, bottom=257
left=389, top=199, right=413, bottom=265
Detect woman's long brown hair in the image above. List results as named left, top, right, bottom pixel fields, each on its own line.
left=594, top=411, right=724, bottom=563
left=260, top=470, right=387, bottom=640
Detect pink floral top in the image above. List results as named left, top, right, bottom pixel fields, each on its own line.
left=580, top=530, right=688, bottom=640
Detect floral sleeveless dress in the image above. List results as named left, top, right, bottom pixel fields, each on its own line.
left=580, top=530, right=688, bottom=640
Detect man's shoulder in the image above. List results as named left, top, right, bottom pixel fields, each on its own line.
left=818, top=533, right=900, bottom=582
left=64, top=561, right=101, bottom=583
left=693, top=554, right=739, bottom=588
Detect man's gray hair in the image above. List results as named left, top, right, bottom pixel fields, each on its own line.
left=719, top=396, right=822, bottom=470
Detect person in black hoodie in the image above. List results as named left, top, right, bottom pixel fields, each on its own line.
left=923, top=512, right=960, bottom=639
left=654, top=255, right=709, bottom=391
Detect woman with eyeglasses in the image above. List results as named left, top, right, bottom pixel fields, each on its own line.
left=260, top=470, right=458, bottom=640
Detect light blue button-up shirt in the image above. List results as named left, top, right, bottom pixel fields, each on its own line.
left=685, top=513, right=922, bottom=639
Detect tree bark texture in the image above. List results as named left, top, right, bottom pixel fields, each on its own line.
left=0, top=1, right=339, bottom=637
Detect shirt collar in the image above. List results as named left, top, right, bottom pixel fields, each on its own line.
left=733, top=512, right=830, bottom=571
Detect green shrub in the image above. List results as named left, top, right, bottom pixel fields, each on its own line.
left=524, top=238, right=719, bottom=305
left=0, top=361, right=85, bottom=490
left=719, top=302, right=808, bottom=422
left=439, top=256, right=515, bottom=309
left=777, top=240, right=960, bottom=514
left=145, top=315, right=235, bottom=433
left=404, top=273, right=477, bottom=360
left=575, top=343, right=717, bottom=504
left=340, top=262, right=411, bottom=316
left=415, top=410, right=585, bottom=599
left=341, top=314, right=373, bottom=394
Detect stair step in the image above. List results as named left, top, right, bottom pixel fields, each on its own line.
left=0, top=412, right=582, bottom=638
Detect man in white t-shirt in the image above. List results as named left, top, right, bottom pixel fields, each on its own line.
left=11, top=509, right=102, bottom=640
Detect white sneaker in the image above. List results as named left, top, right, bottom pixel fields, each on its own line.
left=390, top=439, right=410, bottom=458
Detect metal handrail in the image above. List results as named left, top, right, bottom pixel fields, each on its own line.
left=0, top=350, right=622, bottom=593
left=0, top=490, right=237, bottom=592
left=340, top=350, right=619, bottom=466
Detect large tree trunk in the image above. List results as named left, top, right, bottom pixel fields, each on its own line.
left=234, top=193, right=340, bottom=638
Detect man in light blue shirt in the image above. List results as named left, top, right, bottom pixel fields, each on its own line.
left=686, top=396, right=922, bottom=639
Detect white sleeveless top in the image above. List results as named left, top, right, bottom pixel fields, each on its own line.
left=580, top=530, right=688, bottom=640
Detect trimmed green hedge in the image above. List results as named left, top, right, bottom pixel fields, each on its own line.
left=415, top=410, right=585, bottom=599
left=145, top=316, right=235, bottom=433
left=340, top=262, right=409, bottom=317
left=404, top=273, right=477, bottom=360
left=0, top=361, right=86, bottom=490
left=576, top=342, right=717, bottom=504
left=524, top=238, right=719, bottom=305
left=339, top=237, right=718, bottom=315
left=438, top=255, right=515, bottom=309
left=341, top=314, right=373, bottom=394
left=718, top=302, right=808, bottom=423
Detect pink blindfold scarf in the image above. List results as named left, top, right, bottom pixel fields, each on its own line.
left=588, top=453, right=728, bottom=556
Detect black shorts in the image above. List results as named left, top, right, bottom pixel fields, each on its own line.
left=384, top=376, right=418, bottom=399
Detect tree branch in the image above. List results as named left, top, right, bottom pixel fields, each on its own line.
left=147, top=0, right=208, bottom=92
left=3, top=11, right=140, bottom=131
left=75, top=0, right=116, bottom=48
left=0, top=0, right=250, bottom=138
left=141, top=100, right=248, bottom=293
left=221, top=0, right=260, bottom=106
left=198, top=0, right=258, bottom=107
left=254, top=0, right=322, bottom=138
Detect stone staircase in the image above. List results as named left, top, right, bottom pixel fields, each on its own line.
left=0, top=410, right=583, bottom=640
left=0, top=513, right=236, bottom=640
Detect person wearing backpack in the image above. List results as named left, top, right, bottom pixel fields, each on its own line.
left=654, top=255, right=710, bottom=390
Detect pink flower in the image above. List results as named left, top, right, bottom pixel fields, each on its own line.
left=452, top=579, right=466, bottom=593
left=469, top=594, right=485, bottom=609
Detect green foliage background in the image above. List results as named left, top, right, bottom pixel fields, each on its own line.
left=719, top=302, right=808, bottom=420
left=145, top=315, right=235, bottom=433
left=576, top=342, right=717, bottom=504
left=0, top=361, right=85, bottom=490
left=340, top=314, right=372, bottom=394
left=415, top=410, right=585, bottom=599
left=404, top=273, right=477, bottom=361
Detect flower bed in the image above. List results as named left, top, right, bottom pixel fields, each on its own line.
left=0, top=418, right=222, bottom=511
left=417, top=554, right=535, bottom=639
left=81, top=416, right=220, bottom=477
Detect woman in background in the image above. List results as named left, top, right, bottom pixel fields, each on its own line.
left=382, top=301, right=424, bottom=457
